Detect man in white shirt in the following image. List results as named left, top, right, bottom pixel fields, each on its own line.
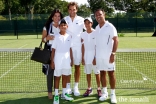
left=64, top=2, right=84, bottom=96
left=94, top=9, right=119, bottom=103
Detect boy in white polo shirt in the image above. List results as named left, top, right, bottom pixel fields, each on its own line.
left=64, top=2, right=85, bottom=96
left=81, top=17, right=101, bottom=98
left=50, top=19, right=74, bottom=104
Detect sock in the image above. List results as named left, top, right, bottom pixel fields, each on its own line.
left=55, top=89, right=58, bottom=96
left=66, top=83, right=70, bottom=89
left=63, top=88, right=66, bottom=95
left=88, top=87, right=91, bottom=90
left=74, top=82, right=78, bottom=88
left=103, top=87, right=107, bottom=93
left=111, top=89, right=115, bottom=94
left=97, top=87, right=101, bottom=90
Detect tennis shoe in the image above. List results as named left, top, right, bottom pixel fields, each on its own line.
left=74, top=87, right=80, bottom=96
left=97, top=89, right=102, bottom=98
left=99, top=92, right=108, bottom=101
left=83, top=88, right=93, bottom=97
left=66, top=88, right=72, bottom=94
left=53, top=95, right=59, bottom=104
left=64, top=93, right=74, bottom=101
left=110, top=94, right=117, bottom=103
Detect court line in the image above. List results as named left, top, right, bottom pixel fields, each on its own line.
left=18, top=44, right=28, bottom=49
left=0, top=44, right=28, bottom=58
left=0, top=54, right=30, bottom=79
left=118, top=57, right=156, bottom=84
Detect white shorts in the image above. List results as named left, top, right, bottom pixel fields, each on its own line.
left=54, top=69, right=71, bottom=77
left=84, top=64, right=100, bottom=74
left=72, top=47, right=81, bottom=65
left=96, top=58, right=115, bottom=71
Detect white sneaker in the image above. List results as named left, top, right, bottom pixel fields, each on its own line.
left=53, top=95, right=59, bottom=104
left=64, top=93, right=74, bottom=101
left=66, top=88, right=72, bottom=94
left=99, top=92, right=108, bottom=101
left=110, top=94, right=117, bottom=103
left=73, top=87, right=80, bottom=96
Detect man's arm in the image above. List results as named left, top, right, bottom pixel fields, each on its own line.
left=110, top=36, right=118, bottom=63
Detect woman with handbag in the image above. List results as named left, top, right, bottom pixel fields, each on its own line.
left=42, top=9, right=64, bottom=99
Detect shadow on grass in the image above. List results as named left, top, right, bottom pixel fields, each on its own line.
left=0, top=94, right=114, bottom=104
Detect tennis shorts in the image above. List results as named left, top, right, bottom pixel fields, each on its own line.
left=72, top=47, right=82, bottom=65
left=96, top=58, right=115, bottom=71
left=84, top=64, right=100, bottom=74
left=54, top=69, right=71, bottom=77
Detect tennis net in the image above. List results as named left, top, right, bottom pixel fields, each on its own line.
left=0, top=49, right=156, bottom=93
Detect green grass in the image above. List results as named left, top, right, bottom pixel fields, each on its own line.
left=0, top=34, right=156, bottom=104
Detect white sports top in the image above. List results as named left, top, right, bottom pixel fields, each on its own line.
left=43, top=22, right=59, bottom=45
left=95, top=21, right=117, bottom=59
left=81, top=29, right=96, bottom=64
left=64, top=15, right=84, bottom=47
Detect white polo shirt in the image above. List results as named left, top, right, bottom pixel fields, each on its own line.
left=52, top=33, right=72, bottom=70
left=64, top=16, right=84, bottom=47
left=95, top=21, right=117, bottom=59
left=81, top=30, right=96, bottom=64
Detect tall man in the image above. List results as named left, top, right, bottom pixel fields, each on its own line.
left=94, top=9, right=119, bottom=103
left=64, top=2, right=84, bottom=96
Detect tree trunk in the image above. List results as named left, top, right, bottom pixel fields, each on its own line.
left=9, top=8, right=11, bottom=20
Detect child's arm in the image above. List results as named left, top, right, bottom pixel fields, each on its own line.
left=70, top=48, right=73, bottom=67
left=81, top=38, right=85, bottom=65
left=50, top=48, right=55, bottom=69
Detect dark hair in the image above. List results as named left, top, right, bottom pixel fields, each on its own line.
left=67, top=2, right=78, bottom=10
left=44, top=9, right=63, bottom=31
left=94, top=8, right=105, bottom=15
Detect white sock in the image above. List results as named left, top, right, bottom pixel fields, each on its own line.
left=63, top=88, right=66, bottom=95
left=55, top=89, right=58, bottom=96
left=66, top=83, right=70, bottom=89
left=111, top=89, right=115, bottom=94
left=103, top=87, right=107, bottom=93
left=88, top=87, right=91, bottom=90
left=74, top=82, right=78, bottom=88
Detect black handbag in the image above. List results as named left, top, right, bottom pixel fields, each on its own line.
left=31, top=42, right=51, bottom=64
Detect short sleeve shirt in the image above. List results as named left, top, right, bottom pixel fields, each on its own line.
left=64, top=16, right=84, bottom=47
left=81, top=29, right=96, bottom=52
left=52, top=33, right=72, bottom=53
left=95, top=21, right=117, bottom=59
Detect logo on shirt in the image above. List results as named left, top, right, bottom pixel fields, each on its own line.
left=76, top=23, right=78, bottom=24
left=92, top=38, right=95, bottom=39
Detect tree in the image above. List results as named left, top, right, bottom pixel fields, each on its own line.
left=0, top=0, right=5, bottom=14
left=88, top=0, right=114, bottom=13
left=78, top=4, right=91, bottom=17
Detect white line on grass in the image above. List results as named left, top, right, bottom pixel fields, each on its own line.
left=0, top=44, right=28, bottom=58
left=118, top=57, right=156, bottom=84
left=18, top=44, right=28, bottom=49
left=0, top=55, right=30, bottom=79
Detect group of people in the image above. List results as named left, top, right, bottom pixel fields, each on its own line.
left=42, top=2, right=118, bottom=104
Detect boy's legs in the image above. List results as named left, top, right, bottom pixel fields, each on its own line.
left=83, top=64, right=93, bottom=97
left=92, top=65, right=101, bottom=98
left=62, top=69, right=74, bottom=101
left=53, top=70, right=61, bottom=104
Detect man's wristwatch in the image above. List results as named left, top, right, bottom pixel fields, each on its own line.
left=111, top=52, right=116, bottom=55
